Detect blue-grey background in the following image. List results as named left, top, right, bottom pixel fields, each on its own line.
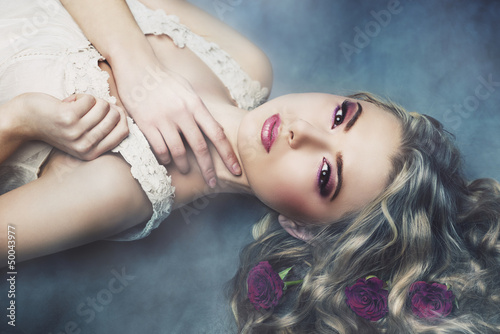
left=1, top=0, right=499, bottom=333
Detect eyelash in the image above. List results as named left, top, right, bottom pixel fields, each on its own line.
left=331, top=100, right=349, bottom=129
left=318, top=157, right=333, bottom=197
left=318, top=100, right=349, bottom=197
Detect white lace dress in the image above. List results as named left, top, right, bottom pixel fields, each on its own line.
left=0, top=0, right=269, bottom=240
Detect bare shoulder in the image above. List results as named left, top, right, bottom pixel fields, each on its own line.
left=138, top=0, right=273, bottom=90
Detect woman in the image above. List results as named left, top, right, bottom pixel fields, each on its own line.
left=0, top=0, right=399, bottom=259
left=0, top=0, right=498, bottom=333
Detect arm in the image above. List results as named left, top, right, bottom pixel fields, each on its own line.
left=60, top=0, right=242, bottom=188
left=59, top=0, right=154, bottom=66
left=0, top=101, right=25, bottom=165
left=0, top=93, right=128, bottom=164
left=0, top=151, right=152, bottom=263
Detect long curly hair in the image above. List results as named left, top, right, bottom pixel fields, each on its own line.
left=229, top=93, right=500, bottom=333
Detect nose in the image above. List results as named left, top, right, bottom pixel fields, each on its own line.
left=287, top=119, right=329, bottom=150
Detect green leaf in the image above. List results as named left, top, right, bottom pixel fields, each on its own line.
left=284, top=280, right=304, bottom=288
left=279, top=267, right=293, bottom=281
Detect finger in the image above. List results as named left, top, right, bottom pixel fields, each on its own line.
left=144, top=127, right=172, bottom=166
left=70, top=94, right=97, bottom=118
left=62, top=94, right=77, bottom=103
left=182, top=120, right=216, bottom=188
left=160, top=124, right=190, bottom=173
left=87, top=106, right=130, bottom=159
left=83, top=104, right=121, bottom=149
left=195, top=110, right=241, bottom=176
left=79, top=98, right=112, bottom=132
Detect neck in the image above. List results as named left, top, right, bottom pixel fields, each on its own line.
left=207, top=101, right=253, bottom=194
left=170, top=101, right=254, bottom=208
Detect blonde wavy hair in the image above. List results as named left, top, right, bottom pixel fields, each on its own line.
left=229, top=93, right=500, bottom=333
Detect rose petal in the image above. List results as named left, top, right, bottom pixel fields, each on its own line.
left=247, top=261, right=285, bottom=310
left=409, top=281, right=455, bottom=319
left=345, top=277, right=388, bottom=321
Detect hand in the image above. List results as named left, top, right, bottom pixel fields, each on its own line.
left=115, top=62, right=241, bottom=188
left=59, top=0, right=241, bottom=187
left=16, top=93, right=129, bottom=160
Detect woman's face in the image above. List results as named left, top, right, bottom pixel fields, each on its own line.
left=237, top=93, right=401, bottom=224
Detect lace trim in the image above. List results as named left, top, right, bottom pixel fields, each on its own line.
left=65, top=45, right=175, bottom=240
left=126, top=0, right=269, bottom=110
left=64, top=46, right=116, bottom=104
left=111, top=118, right=175, bottom=240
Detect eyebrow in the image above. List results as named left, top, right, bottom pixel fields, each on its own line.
left=330, top=102, right=363, bottom=202
left=330, top=152, right=343, bottom=202
left=331, top=102, right=362, bottom=201
left=344, top=102, right=363, bottom=132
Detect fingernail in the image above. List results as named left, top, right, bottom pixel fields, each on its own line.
left=208, top=177, right=217, bottom=188
left=232, top=162, right=241, bottom=175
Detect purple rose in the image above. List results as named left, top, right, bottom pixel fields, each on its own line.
left=247, top=261, right=284, bottom=310
left=409, top=281, right=455, bottom=319
left=345, top=276, right=389, bottom=321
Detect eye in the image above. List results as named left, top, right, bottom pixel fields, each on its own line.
left=331, top=100, right=349, bottom=129
left=318, top=157, right=333, bottom=197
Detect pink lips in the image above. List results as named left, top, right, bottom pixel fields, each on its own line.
left=261, top=113, right=281, bottom=153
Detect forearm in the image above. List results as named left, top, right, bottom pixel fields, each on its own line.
left=0, top=134, right=23, bottom=166
left=0, top=99, right=28, bottom=164
left=60, top=0, right=156, bottom=67
left=0, top=152, right=152, bottom=263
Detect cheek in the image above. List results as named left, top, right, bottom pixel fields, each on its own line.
left=262, top=172, right=318, bottom=221
left=248, top=148, right=321, bottom=221
left=273, top=185, right=304, bottom=212
left=251, top=164, right=292, bottom=204
left=269, top=157, right=315, bottom=220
